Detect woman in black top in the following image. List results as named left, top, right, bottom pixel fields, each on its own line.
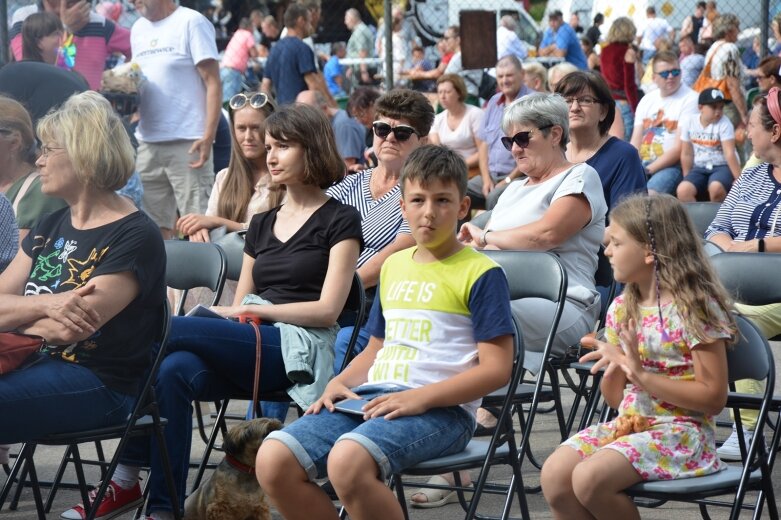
left=70, top=104, right=364, bottom=520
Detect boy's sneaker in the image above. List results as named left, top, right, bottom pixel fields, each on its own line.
left=61, top=480, right=143, bottom=520
left=717, top=425, right=754, bottom=462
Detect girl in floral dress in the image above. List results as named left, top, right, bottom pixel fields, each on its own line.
left=541, top=194, right=737, bottom=520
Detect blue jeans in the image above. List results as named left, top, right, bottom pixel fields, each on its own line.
left=332, top=325, right=371, bottom=374
left=220, top=67, right=244, bottom=103
left=267, top=385, right=475, bottom=481
left=121, top=316, right=291, bottom=514
left=616, top=99, right=634, bottom=142
left=646, top=165, right=682, bottom=195
left=0, top=355, right=134, bottom=444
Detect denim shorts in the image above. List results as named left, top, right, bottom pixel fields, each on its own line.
left=646, top=165, right=682, bottom=195
left=265, top=385, right=475, bottom=481
left=682, top=165, right=734, bottom=193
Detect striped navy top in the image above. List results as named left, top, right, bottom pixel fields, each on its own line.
left=706, top=163, right=781, bottom=241
left=327, top=169, right=410, bottom=268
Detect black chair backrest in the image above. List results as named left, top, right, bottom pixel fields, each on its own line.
left=594, top=246, right=614, bottom=290
left=214, top=231, right=246, bottom=282
left=132, top=301, right=172, bottom=414
left=683, top=202, right=721, bottom=238
left=164, top=240, right=228, bottom=315
left=729, top=315, right=772, bottom=383
left=481, top=250, right=567, bottom=303
left=711, top=252, right=781, bottom=306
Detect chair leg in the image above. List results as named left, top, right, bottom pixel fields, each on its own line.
left=21, top=451, right=46, bottom=520
left=44, top=444, right=75, bottom=513
left=190, top=398, right=230, bottom=493
left=152, top=415, right=182, bottom=520
left=390, top=475, right=410, bottom=520
left=10, top=445, right=36, bottom=511
left=0, top=443, right=30, bottom=511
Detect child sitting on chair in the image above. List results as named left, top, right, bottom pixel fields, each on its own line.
left=256, top=144, right=515, bottom=520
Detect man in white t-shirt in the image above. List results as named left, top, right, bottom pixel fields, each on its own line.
left=677, top=88, right=741, bottom=202
left=131, top=0, right=221, bottom=238
left=631, top=51, right=698, bottom=195
left=638, top=6, right=674, bottom=65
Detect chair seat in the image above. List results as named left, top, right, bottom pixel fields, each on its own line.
left=628, top=466, right=761, bottom=495
left=486, top=383, right=555, bottom=402
left=36, top=416, right=166, bottom=445
left=568, top=361, right=600, bottom=373
left=405, top=440, right=511, bottom=472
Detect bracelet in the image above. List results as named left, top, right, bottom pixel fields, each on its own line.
left=758, top=238, right=766, bottom=253
left=480, top=229, right=491, bottom=247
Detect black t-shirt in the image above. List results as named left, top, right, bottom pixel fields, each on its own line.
left=243, top=197, right=362, bottom=304
left=0, top=61, right=88, bottom=126
left=586, top=25, right=601, bottom=46
left=22, top=208, right=166, bottom=395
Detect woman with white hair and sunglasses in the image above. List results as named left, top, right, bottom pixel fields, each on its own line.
left=176, top=92, right=285, bottom=242
left=460, top=92, right=607, bottom=370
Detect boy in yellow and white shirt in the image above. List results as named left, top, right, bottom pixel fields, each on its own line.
left=258, top=145, right=515, bottom=520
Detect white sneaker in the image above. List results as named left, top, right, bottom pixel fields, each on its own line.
left=717, top=425, right=753, bottom=461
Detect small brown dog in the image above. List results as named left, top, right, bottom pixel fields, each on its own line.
left=184, top=417, right=282, bottom=520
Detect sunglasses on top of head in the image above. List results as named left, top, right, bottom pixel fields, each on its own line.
left=229, top=92, right=272, bottom=110
left=372, top=121, right=418, bottom=142
left=655, top=68, right=681, bottom=79
left=500, top=124, right=554, bottom=151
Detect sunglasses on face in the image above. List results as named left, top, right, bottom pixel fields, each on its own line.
left=229, top=92, right=272, bottom=110
left=655, top=68, right=681, bottom=79
left=372, top=121, right=418, bottom=142
left=500, top=124, right=554, bottom=151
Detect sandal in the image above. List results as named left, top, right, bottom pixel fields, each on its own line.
left=474, top=407, right=501, bottom=437
left=410, top=475, right=472, bottom=509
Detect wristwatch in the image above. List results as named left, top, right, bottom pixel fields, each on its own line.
left=758, top=238, right=766, bottom=252
left=480, top=229, right=491, bottom=247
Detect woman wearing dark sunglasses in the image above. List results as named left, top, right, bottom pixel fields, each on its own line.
left=326, top=89, right=433, bottom=372
left=460, top=92, right=607, bottom=368
left=176, top=92, right=284, bottom=243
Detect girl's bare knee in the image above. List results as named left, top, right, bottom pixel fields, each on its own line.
left=541, top=448, right=577, bottom=505
left=571, top=458, right=601, bottom=506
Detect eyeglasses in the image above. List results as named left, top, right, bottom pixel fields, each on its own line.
left=655, top=68, right=681, bottom=79
left=40, top=145, right=65, bottom=157
left=372, top=121, right=418, bottom=142
left=564, top=96, right=600, bottom=107
left=500, top=124, right=554, bottom=151
left=229, top=92, right=272, bottom=110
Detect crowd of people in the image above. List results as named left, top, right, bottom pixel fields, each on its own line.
left=0, top=0, right=780, bottom=518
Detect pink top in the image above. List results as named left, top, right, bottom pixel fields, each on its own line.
left=221, top=29, right=255, bottom=73
left=10, top=7, right=131, bottom=91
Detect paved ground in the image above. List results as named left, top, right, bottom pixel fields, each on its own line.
left=2, top=343, right=780, bottom=520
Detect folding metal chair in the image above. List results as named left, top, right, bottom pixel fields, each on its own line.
left=189, top=272, right=367, bottom=492
left=683, top=202, right=721, bottom=238
left=164, top=240, right=228, bottom=316
left=626, top=315, right=779, bottom=520
left=390, top=312, right=529, bottom=520
left=0, top=303, right=182, bottom=520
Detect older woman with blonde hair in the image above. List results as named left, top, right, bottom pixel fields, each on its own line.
left=705, top=14, right=748, bottom=129
left=0, top=91, right=166, bottom=444
left=523, top=61, right=549, bottom=92
left=599, top=16, right=639, bottom=140
left=429, top=73, right=484, bottom=171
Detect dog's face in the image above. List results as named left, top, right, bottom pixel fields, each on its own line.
left=223, top=418, right=282, bottom=468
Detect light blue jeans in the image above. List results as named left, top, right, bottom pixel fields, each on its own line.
left=646, top=166, right=682, bottom=195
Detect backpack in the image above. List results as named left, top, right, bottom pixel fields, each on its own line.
left=478, top=72, right=498, bottom=100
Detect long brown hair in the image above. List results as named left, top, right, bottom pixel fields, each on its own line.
left=219, top=96, right=284, bottom=222
left=22, top=12, right=62, bottom=62
left=610, top=194, right=736, bottom=345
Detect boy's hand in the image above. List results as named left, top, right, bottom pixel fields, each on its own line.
left=306, top=380, right=361, bottom=415
left=362, top=388, right=429, bottom=420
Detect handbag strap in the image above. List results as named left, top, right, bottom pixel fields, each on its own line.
left=702, top=41, right=727, bottom=76
left=11, top=172, right=40, bottom=217
left=248, top=321, right=262, bottom=419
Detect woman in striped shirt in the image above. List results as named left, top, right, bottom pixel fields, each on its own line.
left=326, top=88, right=434, bottom=371
left=705, top=89, right=781, bottom=461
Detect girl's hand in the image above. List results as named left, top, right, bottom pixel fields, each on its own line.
left=305, top=380, right=361, bottom=415
left=618, top=319, right=647, bottom=387
left=362, top=388, right=429, bottom=420
left=579, top=333, right=626, bottom=373
left=176, top=214, right=215, bottom=236
left=458, top=222, right=482, bottom=247
left=189, top=228, right=211, bottom=243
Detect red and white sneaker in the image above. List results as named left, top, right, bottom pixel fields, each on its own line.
left=61, top=480, right=143, bottom=520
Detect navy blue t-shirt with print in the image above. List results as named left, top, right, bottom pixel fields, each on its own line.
left=22, top=208, right=166, bottom=395
left=263, top=36, right=317, bottom=104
